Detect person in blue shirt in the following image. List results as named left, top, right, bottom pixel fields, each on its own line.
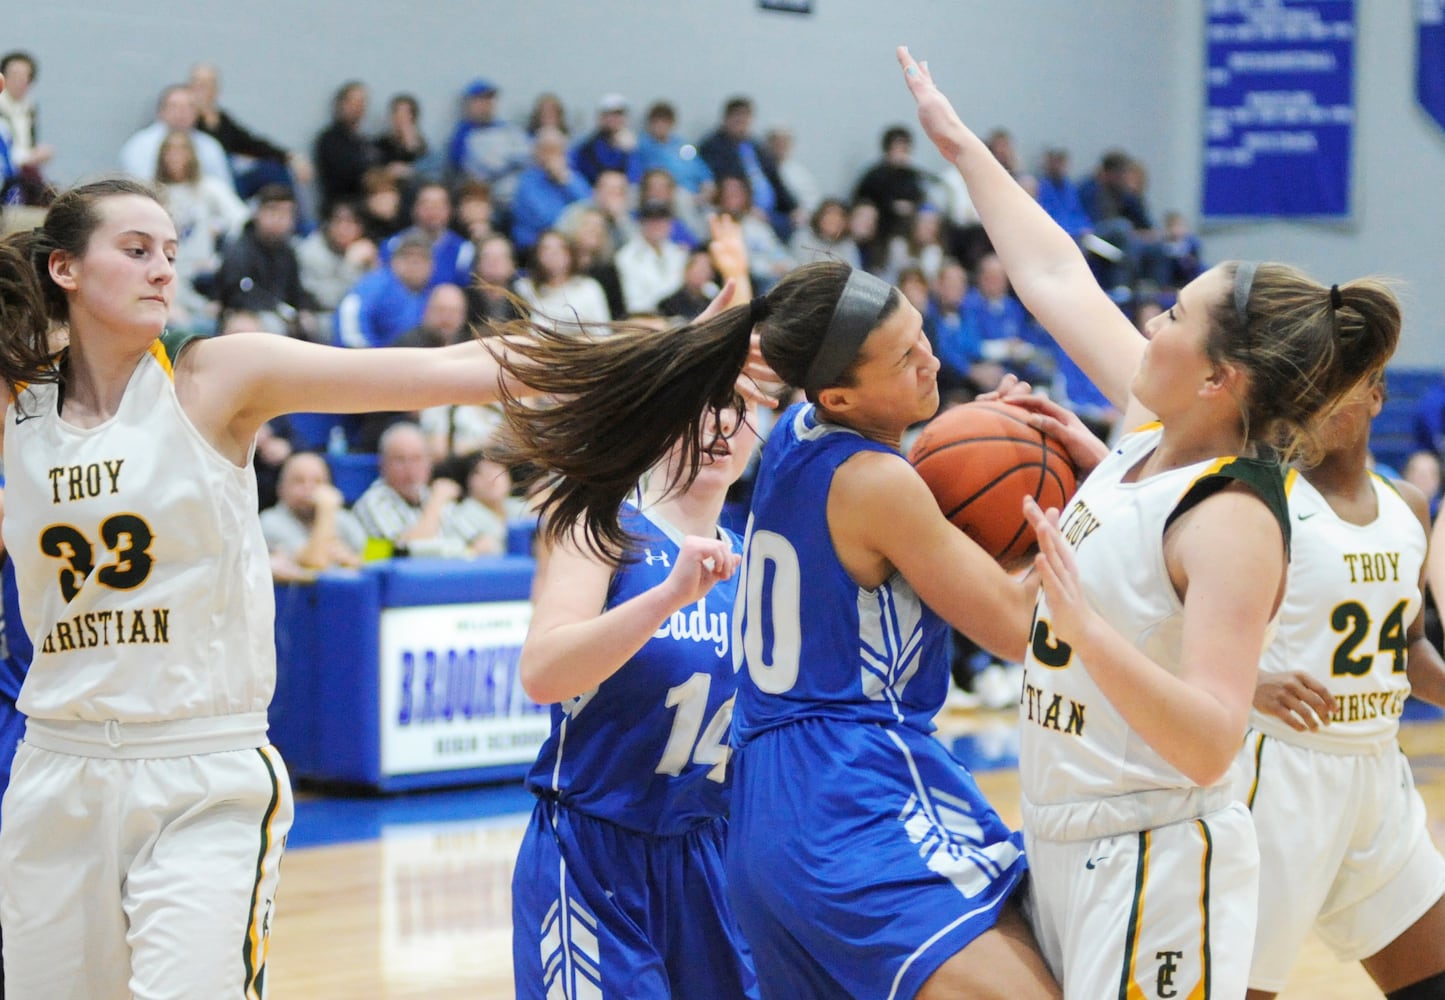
left=628, top=101, right=714, bottom=196
left=510, top=128, right=591, bottom=254
left=333, top=232, right=434, bottom=348
left=492, top=255, right=1081, bottom=996
left=510, top=401, right=759, bottom=1000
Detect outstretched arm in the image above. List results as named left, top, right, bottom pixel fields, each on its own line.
left=896, top=46, right=1145, bottom=418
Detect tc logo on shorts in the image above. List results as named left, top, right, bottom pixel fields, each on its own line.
left=1155, top=950, right=1183, bottom=998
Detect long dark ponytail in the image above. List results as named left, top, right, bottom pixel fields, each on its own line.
left=494, top=260, right=896, bottom=559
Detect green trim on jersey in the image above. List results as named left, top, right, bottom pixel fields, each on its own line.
left=158, top=329, right=203, bottom=366
left=1167, top=454, right=1292, bottom=556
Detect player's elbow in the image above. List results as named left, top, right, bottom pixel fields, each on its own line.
left=1180, top=746, right=1237, bottom=789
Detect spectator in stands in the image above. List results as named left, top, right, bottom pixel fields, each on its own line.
left=188, top=62, right=313, bottom=200
left=391, top=282, right=470, bottom=349
left=447, top=78, right=530, bottom=207
left=928, top=257, right=985, bottom=403
left=985, top=128, right=1036, bottom=195
left=637, top=166, right=705, bottom=247
left=882, top=205, right=945, bottom=284
left=452, top=178, right=495, bottom=242
left=848, top=198, right=886, bottom=274
left=120, top=84, right=231, bottom=187
left=965, top=252, right=1052, bottom=386
left=628, top=100, right=713, bottom=198
left=515, top=229, right=610, bottom=330
left=1035, top=147, right=1091, bottom=240
left=442, top=452, right=522, bottom=557
left=571, top=94, right=635, bottom=187
left=658, top=246, right=719, bottom=322
left=261, top=452, right=365, bottom=580
left=714, top=174, right=791, bottom=292
left=852, top=125, right=927, bottom=242
left=788, top=197, right=861, bottom=268
left=0, top=51, right=54, bottom=205
left=615, top=200, right=688, bottom=315
left=526, top=92, right=569, bottom=139
left=334, top=230, right=433, bottom=348
left=558, top=168, right=636, bottom=256
left=296, top=200, right=378, bottom=317
left=697, top=97, right=782, bottom=222
left=351, top=422, right=462, bottom=553
left=466, top=233, right=524, bottom=330
left=155, top=129, right=250, bottom=331
left=510, top=127, right=591, bottom=254
left=380, top=181, right=473, bottom=288
left=566, top=208, right=626, bottom=319
left=1076, top=148, right=1162, bottom=293
left=359, top=167, right=404, bottom=243
left=213, top=184, right=317, bottom=338
left=374, top=93, right=433, bottom=187
left=766, top=125, right=820, bottom=230
left=1159, top=210, right=1203, bottom=291
left=313, top=81, right=378, bottom=213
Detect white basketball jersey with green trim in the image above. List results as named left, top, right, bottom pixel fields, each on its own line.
left=1251, top=472, right=1421, bottom=750
left=1020, top=425, right=1284, bottom=807
left=2, top=340, right=275, bottom=723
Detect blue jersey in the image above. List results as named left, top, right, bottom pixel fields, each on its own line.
left=525, top=505, right=741, bottom=837
left=734, top=403, right=948, bottom=742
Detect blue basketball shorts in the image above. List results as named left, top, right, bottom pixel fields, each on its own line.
left=727, top=718, right=1027, bottom=1000
left=511, top=798, right=758, bottom=1000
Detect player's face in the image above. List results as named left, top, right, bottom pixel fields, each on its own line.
left=1316, top=376, right=1383, bottom=456
left=1133, top=266, right=1228, bottom=419
left=840, top=299, right=940, bottom=436
left=54, top=194, right=177, bottom=341
left=699, top=402, right=760, bottom=489
left=660, top=401, right=759, bottom=495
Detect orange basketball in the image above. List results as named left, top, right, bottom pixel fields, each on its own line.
left=908, top=400, right=1078, bottom=565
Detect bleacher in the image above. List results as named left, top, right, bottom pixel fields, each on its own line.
left=1375, top=366, right=1442, bottom=473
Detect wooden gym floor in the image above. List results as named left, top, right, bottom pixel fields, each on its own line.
left=265, top=710, right=1445, bottom=998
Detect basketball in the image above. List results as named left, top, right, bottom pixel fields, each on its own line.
left=908, top=400, right=1078, bottom=565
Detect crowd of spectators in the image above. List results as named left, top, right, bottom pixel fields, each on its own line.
left=0, top=50, right=1213, bottom=579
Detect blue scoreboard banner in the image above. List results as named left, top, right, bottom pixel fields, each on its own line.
left=1203, top=0, right=1355, bottom=219
left=1421, top=0, right=1445, bottom=133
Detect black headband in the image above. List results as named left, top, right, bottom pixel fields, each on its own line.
left=1233, top=261, right=1258, bottom=327
left=803, top=269, right=893, bottom=394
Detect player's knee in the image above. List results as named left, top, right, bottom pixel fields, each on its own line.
left=1388, top=970, right=1445, bottom=1000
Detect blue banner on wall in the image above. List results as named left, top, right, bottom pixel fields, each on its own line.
left=1203, top=1, right=1355, bottom=219
left=1421, top=0, right=1445, bottom=133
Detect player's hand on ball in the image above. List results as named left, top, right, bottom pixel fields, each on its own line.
left=1253, top=671, right=1336, bottom=731
left=990, top=393, right=1109, bottom=478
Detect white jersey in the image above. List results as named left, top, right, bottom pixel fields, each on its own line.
left=1251, top=471, right=1421, bottom=750
left=1020, top=425, right=1289, bottom=815
left=2, top=337, right=276, bottom=724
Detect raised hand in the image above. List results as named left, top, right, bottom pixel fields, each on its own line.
left=1023, top=495, right=1096, bottom=646
left=896, top=46, right=973, bottom=164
